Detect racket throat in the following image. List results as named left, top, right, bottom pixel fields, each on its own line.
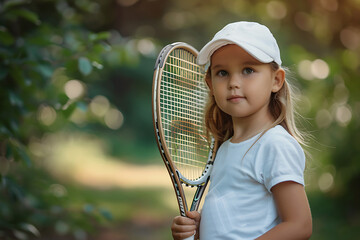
left=175, top=170, right=189, bottom=216
left=189, top=176, right=210, bottom=211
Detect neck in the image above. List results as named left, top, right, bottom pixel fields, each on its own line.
left=231, top=108, right=274, bottom=143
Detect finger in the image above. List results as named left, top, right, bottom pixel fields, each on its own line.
left=174, top=216, right=196, bottom=225
left=186, top=211, right=201, bottom=222
left=172, top=223, right=197, bottom=231
left=172, top=230, right=196, bottom=240
left=171, top=221, right=197, bottom=232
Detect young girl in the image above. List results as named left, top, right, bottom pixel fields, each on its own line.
left=171, top=22, right=312, bottom=240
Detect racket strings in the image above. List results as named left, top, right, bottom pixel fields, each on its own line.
left=160, top=48, right=209, bottom=180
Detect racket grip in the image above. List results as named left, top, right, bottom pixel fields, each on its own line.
left=183, top=233, right=195, bottom=240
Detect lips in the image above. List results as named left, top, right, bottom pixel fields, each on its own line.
left=227, top=95, right=245, bottom=102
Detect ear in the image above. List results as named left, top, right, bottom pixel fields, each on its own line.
left=272, top=68, right=285, bottom=93
left=205, top=71, right=213, bottom=93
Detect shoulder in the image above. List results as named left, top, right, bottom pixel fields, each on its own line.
left=258, top=125, right=303, bottom=153
left=254, top=125, right=306, bottom=191
left=254, top=125, right=305, bottom=171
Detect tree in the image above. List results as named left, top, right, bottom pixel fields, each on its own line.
left=0, top=0, right=114, bottom=238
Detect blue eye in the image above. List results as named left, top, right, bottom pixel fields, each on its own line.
left=216, top=70, right=228, bottom=77
left=243, top=68, right=254, bottom=75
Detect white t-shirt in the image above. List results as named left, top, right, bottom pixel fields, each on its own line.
left=200, top=125, right=305, bottom=240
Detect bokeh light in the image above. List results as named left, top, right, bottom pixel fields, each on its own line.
left=335, top=104, right=352, bottom=127
left=298, top=59, right=330, bottom=80
left=49, top=184, right=67, bottom=198
left=70, top=107, right=87, bottom=125
left=316, top=109, right=332, bottom=129
left=340, top=27, right=360, bottom=50
left=37, top=105, right=57, bottom=126
left=319, top=0, right=338, bottom=11
left=311, top=59, right=330, bottom=80
left=266, top=1, right=287, bottom=20
left=318, top=172, right=334, bottom=192
left=64, top=79, right=85, bottom=99
left=294, top=12, right=313, bottom=32
left=298, top=60, right=314, bottom=80
left=90, top=95, right=110, bottom=117
left=137, top=38, right=156, bottom=56
left=104, top=108, right=124, bottom=130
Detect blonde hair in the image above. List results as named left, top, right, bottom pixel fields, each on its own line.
left=205, top=62, right=306, bottom=147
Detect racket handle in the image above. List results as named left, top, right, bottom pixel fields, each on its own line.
left=183, top=234, right=195, bottom=240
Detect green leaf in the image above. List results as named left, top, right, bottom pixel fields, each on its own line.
left=36, top=64, right=53, bottom=78
left=10, top=9, right=41, bottom=25
left=8, top=91, right=23, bottom=107
left=2, top=0, right=29, bottom=11
left=0, top=29, right=14, bottom=46
left=20, top=223, right=40, bottom=237
left=89, top=31, right=110, bottom=42
left=8, top=139, right=31, bottom=167
left=78, top=57, right=92, bottom=76
left=9, top=66, right=25, bottom=86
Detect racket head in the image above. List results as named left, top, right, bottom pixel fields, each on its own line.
left=153, top=42, right=211, bottom=183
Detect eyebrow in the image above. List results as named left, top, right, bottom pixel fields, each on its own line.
left=211, top=60, right=264, bottom=70
left=210, top=64, right=224, bottom=70
left=242, top=60, right=264, bottom=65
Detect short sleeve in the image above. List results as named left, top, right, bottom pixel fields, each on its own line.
left=256, top=131, right=306, bottom=193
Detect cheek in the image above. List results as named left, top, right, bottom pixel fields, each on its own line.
left=212, top=90, right=222, bottom=103
left=211, top=81, right=223, bottom=96
left=211, top=88, right=226, bottom=107
left=244, top=81, right=272, bottom=101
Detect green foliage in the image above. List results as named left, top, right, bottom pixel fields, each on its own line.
left=0, top=0, right=116, bottom=238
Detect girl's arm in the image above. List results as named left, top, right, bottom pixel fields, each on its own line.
left=171, top=211, right=201, bottom=240
left=256, top=181, right=312, bottom=240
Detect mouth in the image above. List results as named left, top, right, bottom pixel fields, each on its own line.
left=227, top=95, right=245, bottom=102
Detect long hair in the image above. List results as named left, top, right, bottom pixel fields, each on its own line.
left=204, top=62, right=306, bottom=148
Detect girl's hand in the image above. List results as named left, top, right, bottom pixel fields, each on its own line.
left=171, top=211, right=201, bottom=240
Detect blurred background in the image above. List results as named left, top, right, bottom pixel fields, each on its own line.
left=1, top=0, right=360, bottom=239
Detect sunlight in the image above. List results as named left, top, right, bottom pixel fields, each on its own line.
left=335, top=104, right=352, bottom=127
left=64, top=79, right=85, bottom=99
left=294, top=12, right=313, bottom=32
left=266, top=1, right=287, bottom=20
left=104, top=108, right=124, bottom=129
left=37, top=105, right=57, bottom=126
left=137, top=38, right=155, bottom=56
left=90, top=95, right=110, bottom=117
left=311, top=59, right=330, bottom=79
left=33, top=132, right=170, bottom=190
left=340, top=27, right=360, bottom=50
left=298, top=59, right=329, bottom=80
left=318, top=172, right=334, bottom=192
left=298, top=60, right=314, bottom=80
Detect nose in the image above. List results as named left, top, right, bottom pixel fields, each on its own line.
left=228, top=74, right=241, bottom=89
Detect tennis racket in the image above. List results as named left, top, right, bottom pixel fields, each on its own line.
left=152, top=42, right=217, bottom=240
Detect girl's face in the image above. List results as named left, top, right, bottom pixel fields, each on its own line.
left=206, top=44, right=284, bottom=121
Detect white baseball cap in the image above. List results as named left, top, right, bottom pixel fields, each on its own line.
left=197, top=21, right=282, bottom=66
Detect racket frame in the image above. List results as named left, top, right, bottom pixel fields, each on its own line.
left=152, top=42, right=215, bottom=217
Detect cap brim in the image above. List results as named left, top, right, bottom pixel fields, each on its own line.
left=197, top=39, right=274, bottom=65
